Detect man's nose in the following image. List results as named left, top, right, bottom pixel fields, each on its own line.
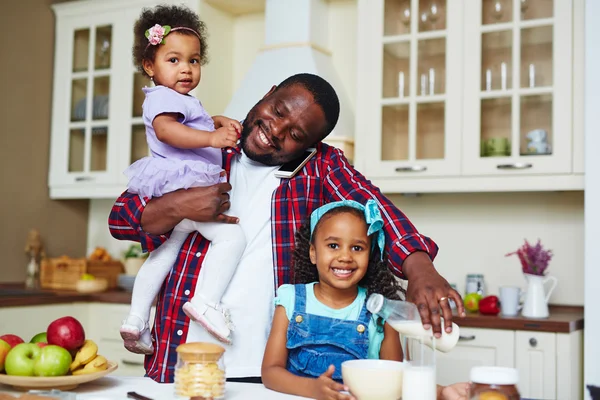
left=270, top=120, right=288, bottom=141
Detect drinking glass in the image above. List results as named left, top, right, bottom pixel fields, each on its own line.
left=402, top=336, right=436, bottom=400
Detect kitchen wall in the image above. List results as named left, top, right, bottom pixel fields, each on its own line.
left=0, top=0, right=89, bottom=283
left=88, top=0, right=584, bottom=305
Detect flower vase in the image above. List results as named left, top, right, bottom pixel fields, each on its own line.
left=521, top=273, right=558, bottom=319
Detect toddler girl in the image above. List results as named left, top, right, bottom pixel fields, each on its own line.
left=261, top=199, right=469, bottom=400
left=120, top=4, right=245, bottom=354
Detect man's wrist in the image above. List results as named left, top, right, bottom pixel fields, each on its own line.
left=403, top=251, right=434, bottom=280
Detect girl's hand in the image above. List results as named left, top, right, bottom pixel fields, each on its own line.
left=311, top=365, right=356, bottom=400
left=213, top=115, right=242, bottom=134
left=440, top=382, right=469, bottom=400
left=210, top=126, right=238, bottom=148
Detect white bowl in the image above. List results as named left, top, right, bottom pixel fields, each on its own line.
left=342, top=359, right=406, bottom=400
left=75, top=278, right=108, bottom=293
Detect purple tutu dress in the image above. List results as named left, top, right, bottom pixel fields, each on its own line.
left=124, top=86, right=224, bottom=199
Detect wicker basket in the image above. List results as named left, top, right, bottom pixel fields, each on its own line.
left=40, top=258, right=124, bottom=290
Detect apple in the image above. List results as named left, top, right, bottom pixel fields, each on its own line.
left=0, top=338, right=10, bottom=372
left=33, top=345, right=72, bottom=377
left=36, top=342, right=48, bottom=348
left=4, top=343, right=71, bottom=377
left=47, top=316, right=85, bottom=351
left=463, top=292, right=483, bottom=313
left=0, top=334, right=24, bottom=348
left=4, top=343, right=40, bottom=376
left=30, top=332, right=47, bottom=344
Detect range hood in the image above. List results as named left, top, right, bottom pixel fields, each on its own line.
left=223, top=0, right=355, bottom=157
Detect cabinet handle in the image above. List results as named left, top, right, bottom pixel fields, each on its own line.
left=395, top=165, right=428, bottom=172
left=121, top=359, right=145, bottom=366
left=459, top=335, right=476, bottom=341
left=496, top=163, right=533, bottom=170
left=75, top=176, right=95, bottom=182
left=529, top=338, right=538, bottom=347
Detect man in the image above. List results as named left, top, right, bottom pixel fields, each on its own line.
left=109, top=73, right=465, bottom=383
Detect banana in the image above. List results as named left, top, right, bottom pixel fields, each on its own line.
left=72, top=355, right=108, bottom=375
left=70, top=340, right=98, bottom=371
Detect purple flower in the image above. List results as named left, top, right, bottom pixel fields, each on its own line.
left=506, top=239, right=553, bottom=276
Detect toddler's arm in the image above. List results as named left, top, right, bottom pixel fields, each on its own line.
left=262, top=307, right=355, bottom=400
left=153, top=113, right=238, bottom=149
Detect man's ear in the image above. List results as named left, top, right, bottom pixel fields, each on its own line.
left=142, top=59, right=154, bottom=78
left=309, top=244, right=316, bottom=265
left=262, top=85, right=277, bottom=99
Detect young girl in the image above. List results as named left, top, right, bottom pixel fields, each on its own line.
left=120, top=4, right=245, bottom=354
left=262, top=200, right=469, bottom=400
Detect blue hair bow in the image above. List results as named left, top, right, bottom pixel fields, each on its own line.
left=309, top=199, right=386, bottom=260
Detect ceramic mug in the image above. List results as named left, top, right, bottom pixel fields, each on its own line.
left=499, top=286, right=522, bottom=316
left=483, top=137, right=510, bottom=156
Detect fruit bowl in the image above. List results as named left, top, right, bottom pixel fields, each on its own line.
left=0, top=361, right=117, bottom=391
left=75, top=278, right=108, bottom=293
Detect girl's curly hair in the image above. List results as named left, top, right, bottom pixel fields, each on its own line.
left=133, top=4, right=209, bottom=78
left=292, top=206, right=404, bottom=301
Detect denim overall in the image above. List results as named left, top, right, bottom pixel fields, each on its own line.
left=286, top=285, right=371, bottom=382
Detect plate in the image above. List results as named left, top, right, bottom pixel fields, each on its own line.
left=0, top=361, right=118, bottom=391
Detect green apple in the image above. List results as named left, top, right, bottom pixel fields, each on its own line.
left=0, top=338, right=10, bottom=372
left=463, top=292, right=483, bottom=313
left=33, top=345, right=72, bottom=377
left=4, top=343, right=40, bottom=376
left=4, top=343, right=72, bottom=377
left=30, top=332, right=47, bottom=344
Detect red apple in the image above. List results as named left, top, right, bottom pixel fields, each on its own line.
left=46, top=316, right=85, bottom=352
left=0, top=334, right=24, bottom=348
left=0, top=338, right=10, bottom=372
left=36, top=342, right=48, bottom=348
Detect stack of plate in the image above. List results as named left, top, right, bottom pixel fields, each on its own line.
left=117, top=274, right=135, bottom=292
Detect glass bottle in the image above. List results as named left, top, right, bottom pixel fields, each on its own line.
left=366, top=294, right=459, bottom=353
left=174, top=342, right=226, bottom=400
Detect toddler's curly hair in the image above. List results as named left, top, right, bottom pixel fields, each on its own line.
left=292, top=206, right=404, bottom=301
left=133, top=4, right=209, bottom=78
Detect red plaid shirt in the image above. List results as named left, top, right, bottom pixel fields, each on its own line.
left=108, top=142, right=438, bottom=382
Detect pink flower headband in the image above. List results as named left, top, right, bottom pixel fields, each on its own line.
left=145, top=24, right=201, bottom=49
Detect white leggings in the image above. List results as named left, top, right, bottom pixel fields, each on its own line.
left=129, top=219, right=246, bottom=323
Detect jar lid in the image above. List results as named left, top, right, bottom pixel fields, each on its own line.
left=176, top=342, right=225, bottom=362
left=467, top=274, right=484, bottom=278
left=470, top=367, right=519, bottom=385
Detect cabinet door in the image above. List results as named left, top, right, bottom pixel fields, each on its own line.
left=49, top=13, right=124, bottom=188
left=462, top=0, right=573, bottom=176
left=436, top=328, right=514, bottom=386
left=355, top=0, right=462, bottom=178
left=515, top=331, right=556, bottom=400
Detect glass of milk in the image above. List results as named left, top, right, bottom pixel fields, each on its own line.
left=402, top=336, right=437, bottom=400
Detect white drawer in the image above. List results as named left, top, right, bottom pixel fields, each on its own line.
left=87, top=304, right=155, bottom=342
left=99, top=339, right=146, bottom=377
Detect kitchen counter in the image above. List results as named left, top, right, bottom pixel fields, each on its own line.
left=0, top=284, right=583, bottom=333
left=0, top=376, right=310, bottom=399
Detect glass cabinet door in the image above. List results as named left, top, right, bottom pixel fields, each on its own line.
left=130, top=72, right=151, bottom=165
left=67, top=24, right=113, bottom=182
left=361, top=0, right=462, bottom=178
left=463, top=0, right=573, bottom=175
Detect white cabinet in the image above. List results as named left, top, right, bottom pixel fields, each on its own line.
left=48, top=0, right=189, bottom=199
left=355, top=0, right=584, bottom=193
left=436, top=328, right=514, bottom=386
left=0, top=304, right=89, bottom=342
left=437, top=328, right=583, bottom=400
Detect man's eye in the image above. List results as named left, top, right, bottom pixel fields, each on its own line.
left=274, top=107, right=282, bottom=117
left=290, top=132, right=301, bottom=141
left=169, top=58, right=178, bottom=63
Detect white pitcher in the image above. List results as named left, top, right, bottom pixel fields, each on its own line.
left=521, top=273, right=558, bottom=318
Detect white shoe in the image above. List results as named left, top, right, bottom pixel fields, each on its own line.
left=183, top=301, right=234, bottom=344
left=120, top=314, right=153, bottom=355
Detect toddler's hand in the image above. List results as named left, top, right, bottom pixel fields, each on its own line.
left=210, top=126, right=238, bottom=149
left=213, top=115, right=242, bottom=134
left=440, top=382, right=469, bottom=400
left=311, top=365, right=356, bottom=400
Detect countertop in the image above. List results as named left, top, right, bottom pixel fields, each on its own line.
left=0, top=284, right=583, bottom=333
left=0, top=376, right=310, bottom=399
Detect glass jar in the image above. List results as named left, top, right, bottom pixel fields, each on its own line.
left=174, top=342, right=226, bottom=400
left=468, top=366, right=520, bottom=400
left=465, top=274, right=485, bottom=296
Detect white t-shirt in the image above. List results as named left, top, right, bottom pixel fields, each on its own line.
left=186, top=151, right=281, bottom=377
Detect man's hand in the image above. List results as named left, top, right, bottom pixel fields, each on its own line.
left=311, top=365, right=356, bottom=400
left=403, top=252, right=466, bottom=337
left=210, top=126, right=238, bottom=149
left=141, top=182, right=237, bottom=235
